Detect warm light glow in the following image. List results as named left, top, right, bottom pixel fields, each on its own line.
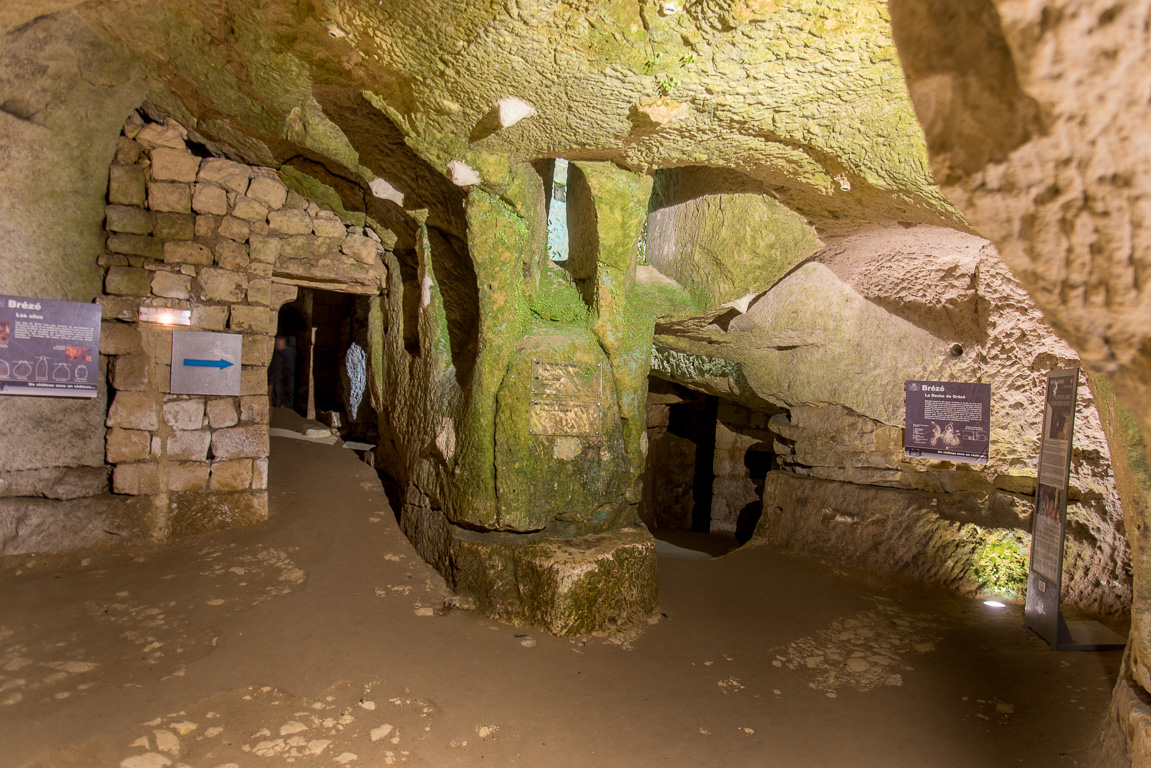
left=984, top=600, right=1006, bottom=608
left=137, top=306, right=191, bottom=326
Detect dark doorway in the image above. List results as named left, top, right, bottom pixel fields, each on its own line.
left=277, top=288, right=378, bottom=443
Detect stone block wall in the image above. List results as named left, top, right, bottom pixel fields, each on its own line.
left=2, top=111, right=390, bottom=556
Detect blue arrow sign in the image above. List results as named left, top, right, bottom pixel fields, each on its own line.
left=183, top=358, right=234, bottom=369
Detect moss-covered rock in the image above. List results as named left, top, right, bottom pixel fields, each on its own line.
left=647, top=169, right=822, bottom=308
left=449, top=525, right=659, bottom=636
left=494, top=327, right=628, bottom=532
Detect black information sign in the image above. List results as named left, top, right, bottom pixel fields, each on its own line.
left=904, top=380, right=991, bottom=464
left=1024, top=369, right=1124, bottom=651
left=0, top=294, right=101, bottom=398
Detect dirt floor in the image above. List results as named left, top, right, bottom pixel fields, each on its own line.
left=0, top=417, right=1127, bottom=768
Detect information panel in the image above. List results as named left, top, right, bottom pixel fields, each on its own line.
left=170, top=330, right=242, bottom=396
left=1025, top=369, right=1078, bottom=646
left=528, top=359, right=603, bottom=437
left=0, top=294, right=100, bottom=398
left=904, top=380, right=991, bottom=464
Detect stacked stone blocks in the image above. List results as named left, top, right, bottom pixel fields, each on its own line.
left=98, top=114, right=389, bottom=539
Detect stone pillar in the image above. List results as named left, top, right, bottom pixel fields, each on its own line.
left=389, top=160, right=660, bottom=635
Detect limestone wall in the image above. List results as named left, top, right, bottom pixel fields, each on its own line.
left=2, top=111, right=390, bottom=556
left=652, top=225, right=1131, bottom=613
left=884, top=2, right=1151, bottom=760
left=0, top=14, right=147, bottom=555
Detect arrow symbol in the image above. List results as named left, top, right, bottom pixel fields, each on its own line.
left=183, top=358, right=234, bottom=369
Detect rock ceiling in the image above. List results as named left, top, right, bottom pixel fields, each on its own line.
left=19, top=0, right=966, bottom=240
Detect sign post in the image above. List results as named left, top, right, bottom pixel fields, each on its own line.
left=1024, top=369, right=1124, bottom=650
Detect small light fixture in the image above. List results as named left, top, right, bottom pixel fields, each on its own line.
left=138, top=306, right=192, bottom=326
left=983, top=600, right=1006, bottom=608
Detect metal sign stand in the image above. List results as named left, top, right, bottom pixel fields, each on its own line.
left=1024, top=368, right=1124, bottom=651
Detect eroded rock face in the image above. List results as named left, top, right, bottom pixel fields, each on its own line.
left=886, top=3, right=1151, bottom=759
left=646, top=168, right=821, bottom=308
left=2, top=0, right=966, bottom=250
left=653, top=225, right=1130, bottom=613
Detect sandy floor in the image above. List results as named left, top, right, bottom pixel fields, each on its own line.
left=0, top=421, right=1126, bottom=768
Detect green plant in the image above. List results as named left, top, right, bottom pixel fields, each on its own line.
left=972, top=532, right=1029, bottom=598
left=656, top=74, right=680, bottom=96
left=635, top=218, right=649, bottom=265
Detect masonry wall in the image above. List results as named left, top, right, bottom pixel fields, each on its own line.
left=0, top=111, right=390, bottom=556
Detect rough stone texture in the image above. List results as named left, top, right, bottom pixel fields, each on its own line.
left=247, top=175, right=288, bottom=209
left=252, top=457, right=268, bottom=490
left=149, top=146, right=200, bottom=182
left=0, top=467, right=108, bottom=500
left=111, top=352, right=150, bottom=392
left=228, top=306, right=274, bottom=334
left=494, top=328, right=629, bottom=532
left=754, top=470, right=1128, bottom=614
left=109, top=165, right=147, bottom=207
left=711, top=421, right=761, bottom=535
left=448, top=524, right=659, bottom=636
left=268, top=208, right=313, bottom=236
left=107, top=232, right=162, bottom=259
left=147, top=181, right=191, bottom=213
left=883, top=7, right=1151, bottom=756
left=647, top=171, right=822, bottom=309
left=0, top=366, right=109, bottom=475
left=105, top=204, right=152, bottom=235
left=105, top=266, right=153, bottom=296
left=653, top=259, right=957, bottom=422
left=101, top=321, right=143, bottom=355
left=215, top=240, right=249, bottom=271
left=198, top=267, right=245, bottom=302
left=151, top=270, right=192, bottom=299
left=168, top=490, right=267, bottom=538
left=67, top=0, right=961, bottom=242
left=206, top=399, right=239, bottom=429
left=112, top=463, right=161, bottom=495
left=211, top=426, right=269, bottom=460
left=162, top=400, right=204, bottom=430
left=209, top=459, right=253, bottom=491
left=1, top=0, right=1143, bottom=668
left=654, top=226, right=1129, bottom=612
left=105, top=428, right=150, bottom=464
left=0, top=494, right=152, bottom=556
left=192, top=183, right=228, bottom=215
left=638, top=404, right=698, bottom=531
left=152, top=211, right=194, bottom=240
left=240, top=396, right=269, bottom=424
left=106, top=391, right=158, bottom=431
left=198, top=158, right=250, bottom=193
left=168, top=461, right=209, bottom=492
left=164, top=240, right=212, bottom=266
left=166, top=430, right=211, bottom=462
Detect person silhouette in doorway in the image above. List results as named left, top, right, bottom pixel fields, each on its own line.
left=268, top=335, right=297, bottom=408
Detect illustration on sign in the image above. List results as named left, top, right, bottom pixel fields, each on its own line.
left=170, top=330, right=242, bottom=396
left=904, top=380, right=991, bottom=464
left=0, top=294, right=101, bottom=398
